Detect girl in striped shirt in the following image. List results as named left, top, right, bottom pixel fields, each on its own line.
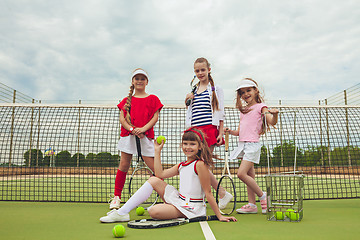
left=185, top=57, right=233, bottom=209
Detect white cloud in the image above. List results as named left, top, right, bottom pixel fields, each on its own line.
left=0, top=0, right=359, bottom=105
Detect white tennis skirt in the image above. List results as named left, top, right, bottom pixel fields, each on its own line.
left=163, top=185, right=206, bottom=219
left=229, top=141, right=262, bottom=164
left=117, top=135, right=155, bottom=157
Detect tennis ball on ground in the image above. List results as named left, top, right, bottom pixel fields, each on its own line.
left=275, top=211, right=284, bottom=220
left=156, top=135, right=166, bottom=144
left=285, top=209, right=295, bottom=218
left=113, top=224, right=125, bottom=238
left=136, top=206, right=145, bottom=216
left=290, top=211, right=299, bottom=221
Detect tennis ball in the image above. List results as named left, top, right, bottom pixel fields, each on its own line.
left=275, top=211, right=284, bottom=220
left=112, top=224, right=125, bottom=238
left=290, top=212, right=299, bottom=221
left=136, top=206, right=145, bottom=216
left=285, top=208, right=295, bottom=218
left=156, top=135, right=166, bottom=144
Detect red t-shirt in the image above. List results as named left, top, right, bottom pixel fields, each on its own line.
left=117, top=94, right=163, bottom=139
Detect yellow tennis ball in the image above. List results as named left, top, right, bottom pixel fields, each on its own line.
left=285, top=209, right=295, bottom=218
left=112, top=224, right=125, bottom=238
left=275, top=211, right=284, bottom=220
left=136, top=206, right=145, bottom=216
left=156, top=135, right=166, bottom=144
left=290, top=212, right=299, bottom=221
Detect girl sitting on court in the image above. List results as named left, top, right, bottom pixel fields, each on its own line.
left=226, top=78, right=278, bottom=214
left=100, top=127, right=237, bottom=222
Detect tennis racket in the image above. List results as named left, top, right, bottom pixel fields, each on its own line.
left=216, top=131, right=236, bottom=215
left=185, top=76, right=197, bottom=106
left=127, top=215, right=218, bottom=229
left=128, top=136, right=158, bottom=210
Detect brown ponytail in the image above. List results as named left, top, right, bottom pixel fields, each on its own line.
left=124, top=84, right=135, bottom=126
left=208, top=74, right=219, bottom=111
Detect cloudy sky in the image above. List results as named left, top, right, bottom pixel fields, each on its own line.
left=1, top=0, right=359, bottom=105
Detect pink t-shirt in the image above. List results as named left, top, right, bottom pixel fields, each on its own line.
left=238, top=103, right=267, bottom=142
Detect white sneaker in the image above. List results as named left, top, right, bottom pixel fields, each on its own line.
left=109, top=195, right=121, bottom=210
left=218, top=191, right=233, bottom=210
left=99, top=210, right=130, bottom=223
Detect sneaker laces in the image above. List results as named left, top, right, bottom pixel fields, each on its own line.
left=108, top=194, right=115, bottom=204
left=241, top=204, right=251, bottom=209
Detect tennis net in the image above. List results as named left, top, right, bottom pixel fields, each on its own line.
left=0, top=103, right=359, bottom=203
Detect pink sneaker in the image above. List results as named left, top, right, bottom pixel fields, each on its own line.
left=260, top=196, right=267, bottom=214
left=236, top=204, right=258, bottom=214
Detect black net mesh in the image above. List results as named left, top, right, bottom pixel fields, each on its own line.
left=0, top=104, right=359, bottom=203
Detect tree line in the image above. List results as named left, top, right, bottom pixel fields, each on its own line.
left=258, top=141, right=360, bottom=167
left=13, top=141, right=360, bottom=167
left=23, top=150, right=119, bottom=167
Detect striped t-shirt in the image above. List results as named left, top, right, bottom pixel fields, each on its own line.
left=191, top=89, right=212, bottom=126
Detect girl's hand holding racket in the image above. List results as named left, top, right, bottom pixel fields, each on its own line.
left=133, top=128, right=145, bottom=138
left=216, top=134, right=224, bottom=146
left=218, top=215, right=237, bottom=222
left=268, top=108, right=279, bottom=115
left=185, top=93, right=194, bottom=105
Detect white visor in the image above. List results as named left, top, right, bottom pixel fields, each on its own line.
left=131, top=69, right=149, bottom=80
left=236, top=79, right=257, bottom=91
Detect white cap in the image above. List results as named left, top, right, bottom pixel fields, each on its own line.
left=131, top=68, right=149, bottom=80
left=236, top=79, right=257, bottom=91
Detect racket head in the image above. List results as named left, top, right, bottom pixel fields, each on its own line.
left=216, top=175, right=236, bottom=215
left=128, top=161, right=158, bottom=209
left=127, top=215, right=218, bottom=229
left=127, top=218, right=186, bottom=229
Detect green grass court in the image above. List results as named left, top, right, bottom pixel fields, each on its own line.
left=0, top=199, right=359, bottom=240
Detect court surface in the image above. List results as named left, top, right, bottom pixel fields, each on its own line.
left=0, top=199, right=359, bottom=240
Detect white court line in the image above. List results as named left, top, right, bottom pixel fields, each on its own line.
left=199, top=221, right=216, bottom=240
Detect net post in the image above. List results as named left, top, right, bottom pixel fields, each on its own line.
left=77, top=100, right=81, bottom=167
left=29, top=99, right=35, bottom=167
left=318, top=100, right=324, bottom=167
left=9, top=90, right=16, bottom=166
left=344, top=91, right=351, bottom=166
left=36, top=100, right=41, bottom=167
left=325, top=99, right=331, bottom=166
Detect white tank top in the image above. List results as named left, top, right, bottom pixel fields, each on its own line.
left=178, top=160, right=205, bottom=200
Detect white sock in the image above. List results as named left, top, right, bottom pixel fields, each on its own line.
left=259, top=192, right=266, bottom=201
left=117, top=181, right=153, bottom=215
left=249, top=203, right=257, bottom=208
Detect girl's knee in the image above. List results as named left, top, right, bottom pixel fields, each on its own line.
left=148, top=205, right=161, bottom=219
left=237, top=171, right=246, bottom=180
left=147, top=176, right=161, bottom=185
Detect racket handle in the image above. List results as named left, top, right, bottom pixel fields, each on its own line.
left=206, top=215, right=219, bottom=221
left=186, top=98, right=192, bottom=106
left=189, top=215, right=218, bottom=223
left=225, top=131, right=229, bottom=151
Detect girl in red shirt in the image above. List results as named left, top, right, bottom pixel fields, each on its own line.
left=109, top=68, right=163, bottom=210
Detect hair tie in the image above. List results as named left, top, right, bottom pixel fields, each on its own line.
left=183, top=127, right=203, bottom=141
left=211, top=86, right=215, bottom=91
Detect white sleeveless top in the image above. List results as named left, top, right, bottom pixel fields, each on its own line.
left=178, top=160, right=205, bottom=200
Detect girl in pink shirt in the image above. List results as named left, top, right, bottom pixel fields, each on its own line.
left=226, top=78, right=278, bottom=214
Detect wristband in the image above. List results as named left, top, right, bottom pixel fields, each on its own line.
left=129, top=127, right=134, bottom=132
